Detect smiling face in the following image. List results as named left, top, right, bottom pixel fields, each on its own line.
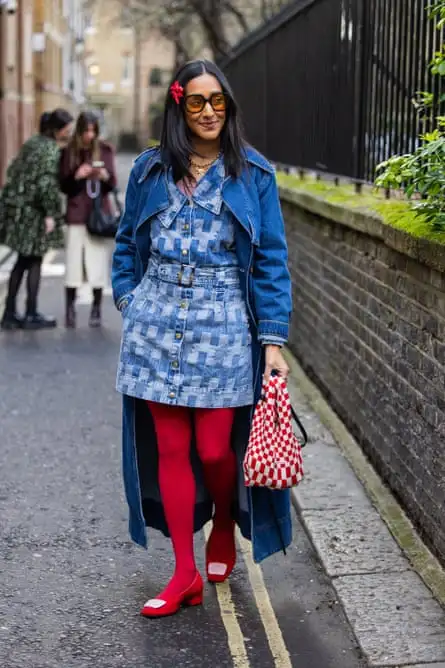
left=184, top=73, right=227, bottom=143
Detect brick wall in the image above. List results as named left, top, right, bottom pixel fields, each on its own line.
left=282, top=189, right=445, bottom=565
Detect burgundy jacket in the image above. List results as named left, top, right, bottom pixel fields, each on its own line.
left=59, top=142, right=117, bottom=224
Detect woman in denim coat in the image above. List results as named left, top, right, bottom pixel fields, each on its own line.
left=112, top=60, right=292, bottom=618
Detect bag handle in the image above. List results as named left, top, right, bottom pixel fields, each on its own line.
left=87, top=182, right=123, bottom=218
left=268, top=372, right=308, bottom=448
left=111, top=187, right=123, bottom=216
left=290, top=404, right=308, bottom=448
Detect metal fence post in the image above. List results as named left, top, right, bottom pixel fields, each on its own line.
left=353, top=0, right=369, bottom=181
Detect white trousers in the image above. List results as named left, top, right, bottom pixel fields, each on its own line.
left=64, top=224, right=110, bottom=289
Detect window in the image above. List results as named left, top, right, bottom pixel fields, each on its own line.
left=121, top=53, right=133, bottom=84
left=6, top=10, right=17, bottom=69
left=149, top=67, right=162, bottom=87
left=84, top=12, right=96, bottom=35
left=62, top=34, right=71, bottom=94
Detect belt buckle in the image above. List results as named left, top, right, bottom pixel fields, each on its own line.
left=177, top=265, right=194, bottom=287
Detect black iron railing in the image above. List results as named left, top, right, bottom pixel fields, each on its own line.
left=220, top=0, right=445, bottom=183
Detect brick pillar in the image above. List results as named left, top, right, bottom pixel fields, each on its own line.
left=17, top=0, right=35, bottom=142
left=0, top=5, right=7, bottom=185
left=0, top=2, right=28, bottom=186
left=0, top=7, right=19, bottom=186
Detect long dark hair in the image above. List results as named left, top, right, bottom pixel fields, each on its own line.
left=42, top=108, right=73, bottom=138
left=160, top=60, right=246, bottom=181
left=39, top=111, right=52, bottom=135
left=67, top=111, right=101, bottom=167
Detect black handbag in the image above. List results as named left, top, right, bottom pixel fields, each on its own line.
left=86, top=180, right=122, bottom=239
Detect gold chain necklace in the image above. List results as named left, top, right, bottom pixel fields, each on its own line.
left=189, top=153, right=220, bottom=179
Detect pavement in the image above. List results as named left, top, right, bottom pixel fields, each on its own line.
left=287, top=360, right=445, bottom=667
left=0, top=153, right=444, bottom=668
left=0, top=245, right=12, bottom=270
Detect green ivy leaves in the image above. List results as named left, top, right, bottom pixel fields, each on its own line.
left=375, top=1, right=445, bottom=230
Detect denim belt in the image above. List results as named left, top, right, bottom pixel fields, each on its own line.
left=147, top=257, right=240, bottom=288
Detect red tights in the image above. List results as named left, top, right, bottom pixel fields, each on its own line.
left=147, top=401, right=236, bottom=597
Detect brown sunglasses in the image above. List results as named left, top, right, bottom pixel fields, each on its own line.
left=185, top=92, right=228, bottom=114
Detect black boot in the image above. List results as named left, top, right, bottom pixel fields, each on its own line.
left=1, top=307, right=24, bottom=331
left=23, top=312, right=57, bottom=330
left=89, top=289, right=102, bottom=328
left=65, top=288, right=76, bottom=328
left=1, top=295, right=24, bottom=331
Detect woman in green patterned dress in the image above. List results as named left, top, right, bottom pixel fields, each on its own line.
left=0, top=108, right=73, bottom=330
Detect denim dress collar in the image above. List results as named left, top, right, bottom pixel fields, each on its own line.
left=157, top=157, right=225, bottom=229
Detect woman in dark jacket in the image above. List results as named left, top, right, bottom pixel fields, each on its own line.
left=0, top=108, right=73, bottom=330
left=59, top=111, right=117, bottom=328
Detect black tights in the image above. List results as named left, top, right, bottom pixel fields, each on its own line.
left=5, top=254, right=43, bottom=315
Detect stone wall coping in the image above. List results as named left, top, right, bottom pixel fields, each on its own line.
left=279, top=185, right=445, bottom=274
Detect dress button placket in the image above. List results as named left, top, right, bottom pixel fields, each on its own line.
left=169, top=198, right=193, bottom=401
left=181, top=199, right=192, bottom=262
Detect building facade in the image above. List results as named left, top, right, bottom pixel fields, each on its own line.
left=0, top=0, right=86, bottom=186
left=33, top=0, right=86, bottom=127
left=0, top=0, right=34, bottom=185
left=84, top=0, right=174, bottom=149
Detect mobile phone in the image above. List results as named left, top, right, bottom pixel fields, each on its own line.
left=92, top=161, right=105, bottom=168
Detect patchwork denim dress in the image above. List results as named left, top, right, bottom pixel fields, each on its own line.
left=116, top=158, right=254, bottom=408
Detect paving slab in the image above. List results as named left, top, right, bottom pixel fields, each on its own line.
left=295, top=440, right=372, bottom=510
left=0, top=244, right=11, bottom=262
left=400, top=664, right=445, bottom=667
left=334, top=571, right=445, bottom=666
left=303, top=506, right=409, bottom=576
left=0, top=246, right=13, bottom=285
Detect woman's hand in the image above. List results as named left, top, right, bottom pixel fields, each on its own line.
left=75, top=163, right=93, bottom=180
left=264, top=344, right=289, bottom=382
left=97, top=167, right=110, bottom=182
left=45, top=216, right=55, bottom=234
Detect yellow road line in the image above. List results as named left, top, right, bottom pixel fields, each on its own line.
left=204, top=524, right=250, bottom=667
left=238, top=533, right=292, bottom=668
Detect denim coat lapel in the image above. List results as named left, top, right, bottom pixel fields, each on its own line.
left=136, top=170, right=170, bottom=231
left=222, top=176, right=260, bottom=247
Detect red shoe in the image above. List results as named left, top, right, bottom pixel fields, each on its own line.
left=140, top=572, right=203, bottom=618
left=206, top=520, right=236, bottom=583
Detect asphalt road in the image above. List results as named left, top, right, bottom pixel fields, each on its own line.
left=0, top=154, right=367, bottom=668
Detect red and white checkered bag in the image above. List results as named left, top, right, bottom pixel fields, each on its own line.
left=244, top=376, right=304, bottom=489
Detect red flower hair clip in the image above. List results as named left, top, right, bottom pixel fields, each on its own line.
left=170, top=81, right=184, bottom=104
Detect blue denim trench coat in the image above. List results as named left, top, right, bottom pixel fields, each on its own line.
left=112, top=146, right=293, bottom=563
